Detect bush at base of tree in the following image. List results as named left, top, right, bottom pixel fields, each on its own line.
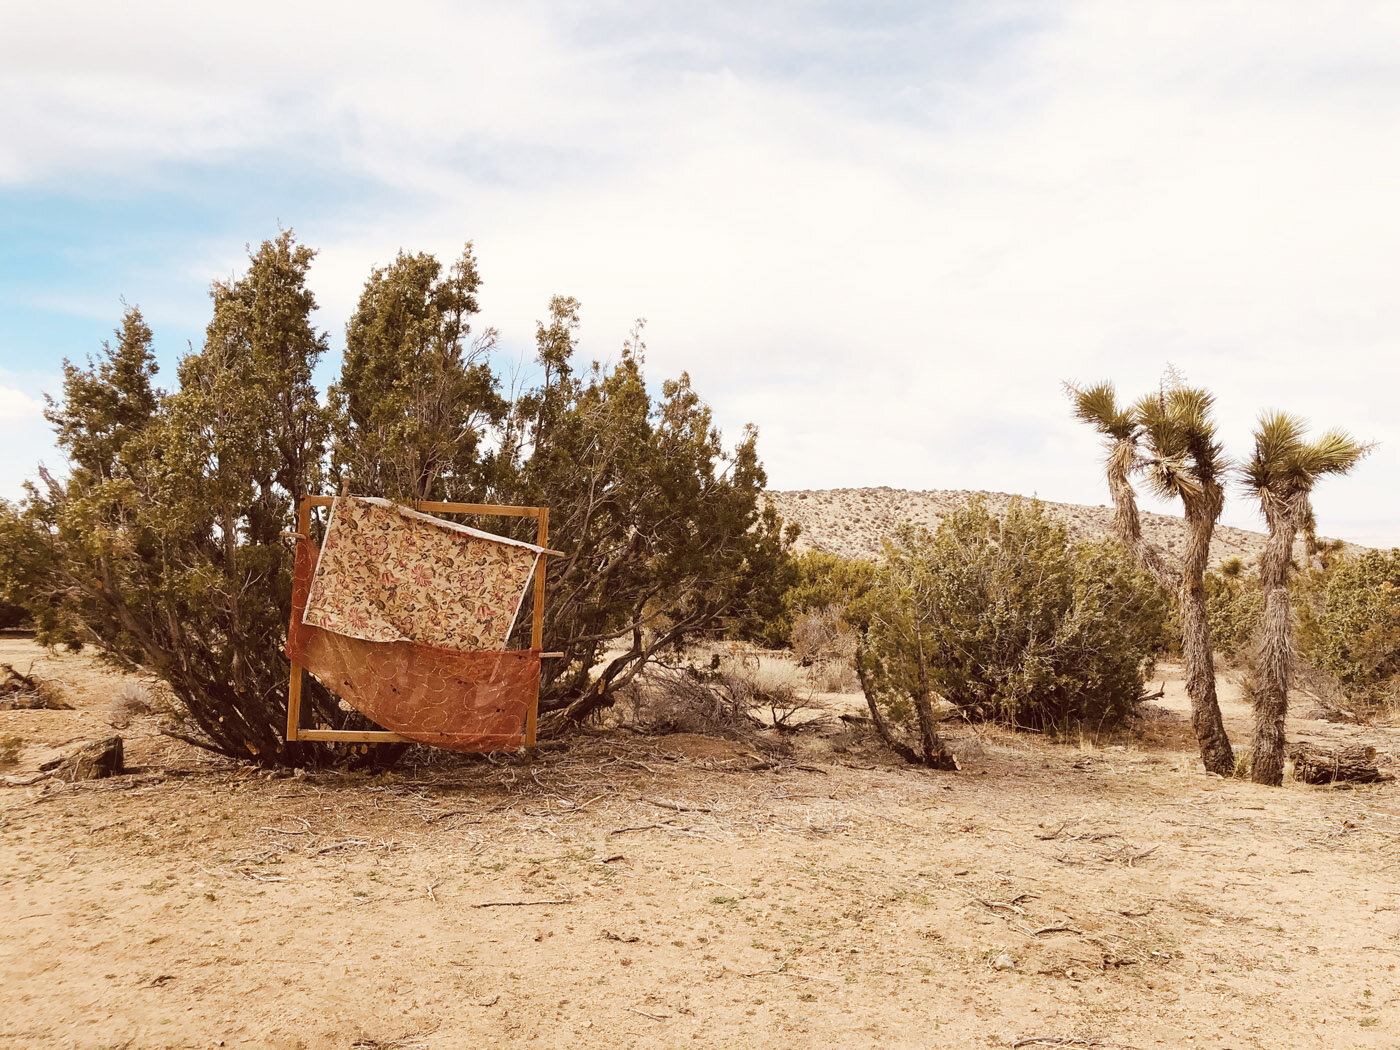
left=853, top=498, right=1168, bottom=754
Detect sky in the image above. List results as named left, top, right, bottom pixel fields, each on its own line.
left=2, top=1, right=1398, bottom=544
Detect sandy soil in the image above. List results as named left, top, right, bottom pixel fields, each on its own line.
left=3, top=637, right=1400, bottom=1049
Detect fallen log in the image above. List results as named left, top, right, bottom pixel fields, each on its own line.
left=1287, top=742, right=1392, bottom=785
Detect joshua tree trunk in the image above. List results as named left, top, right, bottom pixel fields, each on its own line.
left=1179, top=501, right=1237, bottom=777
left=1178, top=573, right=1236, bottom=776
left=1104, top=440, right=1235, bottom=776
left=1249, top=503, right=1298, bottom=786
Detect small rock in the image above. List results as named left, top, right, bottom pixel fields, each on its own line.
left=992, top=954, right=1015, bottom=972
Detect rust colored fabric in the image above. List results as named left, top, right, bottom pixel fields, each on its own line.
left=303, top=496, right=541, bottom=650
left=288, top=539, right=539, bottom=752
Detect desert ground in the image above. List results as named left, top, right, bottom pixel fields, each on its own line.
left=3, top=636, right=1399, bottom=1050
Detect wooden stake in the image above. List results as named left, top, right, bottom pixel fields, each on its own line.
left=285, top=495, right=312, bottom=743
left=525, top=507, right=549, bottom=747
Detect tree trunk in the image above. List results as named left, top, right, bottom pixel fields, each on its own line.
left=1286, top=742, right=1391, bottom=784
left=912, top=632, right=958, bottom=770
left=1179, top=502, right=1236, bottom=778
left=1102, top=439, right=1233, bottom=776
left=854, top=640, right=957, bottom=771
left=1179, top=576, right=1237, bottom=776
left=1250, top=505, right=1297, bottom=786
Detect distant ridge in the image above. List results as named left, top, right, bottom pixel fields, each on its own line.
left=766, top=487, right=1361, bottom=568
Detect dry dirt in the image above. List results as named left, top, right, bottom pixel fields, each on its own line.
left=767, top=487, right=1362, bottom=567
left=3, top=637, right=1400, bottom=1049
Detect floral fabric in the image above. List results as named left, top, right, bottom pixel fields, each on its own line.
left=288, top=541, right=538, bottom=752
left=303, top=496, right=541, bottom=651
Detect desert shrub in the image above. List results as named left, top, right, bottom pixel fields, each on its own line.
left=1297, top=549, right=1400, bottom=705
left=618, top=658, right=813, bottom=734
left=718, top=659, right=816, bottom=729
left=855, top=498, right=1167, bottom=744
left=1159, top=565, right=1263, bottom=661
left=495, top=300, right=792, bottom=725
left=108, top=680, right=155, bottom=728
left=790, top=604, right=857, bottom=666
left=748, top=550, right=876, bottom=649
left=1205, top=569, right=1264, bottom=660
left=0, top=235, right=354, bottom=766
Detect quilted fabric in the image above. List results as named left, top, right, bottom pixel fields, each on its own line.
left=287, top=538, right=540, bottom=752
left=302, top=496, right=541, bottom=650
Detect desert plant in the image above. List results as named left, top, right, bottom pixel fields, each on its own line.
left=0, top=234, right=352, bottom=765
left=3, top=239, right=792, bottom=764
left=1297, top=550, right=1400, bottom=708
left=1240, top=414, right=1368, bottom=784
left=857, top=499, right=1164, bottom=741
left=718, top=659, right=817, bottom=729
left=329, top=244, right=506, bottom=501
left=751, top=550, right=876, bottom=649
left=1203, top=569, right=1264, bottom=661
left=498, top=301, right=794, bottom=726
left=790, top=604, right=857, bottom=667
left=1069, top=377, right=1236, bottom=775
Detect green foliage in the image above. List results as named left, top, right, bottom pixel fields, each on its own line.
left=330, top=245, right=506, bottom=502
left=502, top=306, right=794, bottom=721
left=1297, top=549, right=1400, bottom=700
left=1204, top=569, right=1264, bottom=659
left=856, top=498, right=1167, bottom=733
left=1165, top=568, right=1264, bottom=660
left=0, top=233, right=354, bottom=765
left=749, top=550, right=876, bottom=649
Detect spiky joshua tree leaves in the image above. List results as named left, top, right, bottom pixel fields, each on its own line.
left=1068, top=377, right=1236, bottom=776
left=1241, top=414, right=1368, bottom=785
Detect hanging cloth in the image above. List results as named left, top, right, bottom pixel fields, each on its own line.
left=286, top=497, right=547, bottom=752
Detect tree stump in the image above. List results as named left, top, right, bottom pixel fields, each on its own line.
left=1286, top=742, right=1391, bottom=785
left=40, top=736, right=124, bottom=781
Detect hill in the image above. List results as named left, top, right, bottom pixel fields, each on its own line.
left=766, top=487, right=1357, bottom=567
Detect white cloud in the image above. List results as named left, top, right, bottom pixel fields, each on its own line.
left=0, top=385, right=43, bottom=422
left=3, top=1, right=1398, bottom=540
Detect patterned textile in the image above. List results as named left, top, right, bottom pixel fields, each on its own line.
left=303, top=496, right=541, bottom=651
left=288, top=540, right=540, bottom=752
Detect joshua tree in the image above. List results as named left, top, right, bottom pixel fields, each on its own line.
left=1069, top=378, right=1235, bottom=776
left=1241, top=413, right=1368, bottom=785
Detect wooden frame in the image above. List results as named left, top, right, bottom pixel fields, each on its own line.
left=285, top=495, right=555, bottom=748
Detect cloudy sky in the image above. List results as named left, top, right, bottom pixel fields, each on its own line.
left=2, top=1, right=1397, bottom=543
